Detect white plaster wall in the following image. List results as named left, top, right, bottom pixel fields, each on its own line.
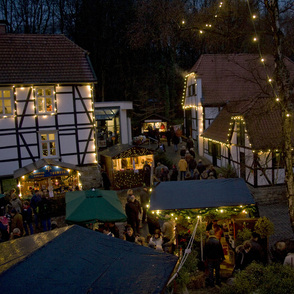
left=0, top=161, right=19, bottom=176
left=38, top=116, right=56, bottom=127
left=57, top=114, right=75, bottom=125
left=56, top=93, right=74, bottom=113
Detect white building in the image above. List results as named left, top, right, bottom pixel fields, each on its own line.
left=0, top=23, right=98, bottom=193
left=183, top=54, right=294, bottom=187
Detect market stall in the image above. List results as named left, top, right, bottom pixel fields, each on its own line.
left=13, top=159, right=82, bottom=198
left=99, top=144, right=154, bottom=189
left=149, top=178, right=256, bottom=266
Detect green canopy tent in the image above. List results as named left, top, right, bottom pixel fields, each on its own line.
left=66, top=189, right=127, bottom=224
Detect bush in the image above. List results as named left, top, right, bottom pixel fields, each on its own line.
left=217, top=164, right=238, bottom=178
left=154, top=150, right=173, bottom=169
left=221, top=262, right=294, bottom=294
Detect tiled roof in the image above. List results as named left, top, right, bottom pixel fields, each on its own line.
left=190, top=54, right=294, bottom=106
left=202, top=99, right=294, bottom=150
left=0, top=34, right=97, bottom=84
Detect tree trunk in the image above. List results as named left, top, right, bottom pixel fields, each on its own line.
left=264, top=0, right=294, bottom=231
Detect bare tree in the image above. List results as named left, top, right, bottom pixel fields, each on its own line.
left=263, top=0, right=294, bottom=231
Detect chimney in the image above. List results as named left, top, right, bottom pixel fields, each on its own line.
left=0, top=20, right=8, bottom=34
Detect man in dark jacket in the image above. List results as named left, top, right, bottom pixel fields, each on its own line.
left=125, top=195, right=141, bottom=234
left=204, top=230, right=224, bottom=287
left=139, top=186, right=150, bottom=223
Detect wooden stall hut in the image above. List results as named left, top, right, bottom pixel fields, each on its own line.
left=99, top=144, right=154, bottom=189
left=14, top=159, right=82, bottom=198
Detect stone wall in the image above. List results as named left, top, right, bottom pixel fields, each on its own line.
left=248, top=184, right=288, bottom=205
left=80, top=165, right=102, bottom=190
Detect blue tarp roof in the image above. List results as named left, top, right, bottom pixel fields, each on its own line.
left=150, top=178, right=255, bottom=210
left=0, top=225, right=178, bottom=294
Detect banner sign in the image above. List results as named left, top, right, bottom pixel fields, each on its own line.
left=28, top=165, right=69, bottom=179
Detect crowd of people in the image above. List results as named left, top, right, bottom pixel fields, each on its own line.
left=0, top=189, right=55, bottom=242
left=154, top=137, right=222, bottom=182
left=204, top=220, right=267, bottom=287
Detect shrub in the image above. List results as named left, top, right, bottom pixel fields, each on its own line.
left=220, top=262, right=294, bottom=294
left=154, top=150, right=173, bottom=169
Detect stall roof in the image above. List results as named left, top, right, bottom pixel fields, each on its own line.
left=66, top=189, right=127, bottom=224
left=149, top=178, right=255, bottom=210
left=141, top=113, right=170, bottom=123
left=99, top=144, right=154, bottom=159
left=95, top=107, right=119, bottom=120
left=0, top=225, right=178, bottom=294
left=13, top=159, right=82, bottom=178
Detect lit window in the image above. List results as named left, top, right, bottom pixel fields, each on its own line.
left=0, top=88, right=13, bottom=116
left=39, top=131, right=59, bottom=158
left=36, top=87, right=55, bottom=114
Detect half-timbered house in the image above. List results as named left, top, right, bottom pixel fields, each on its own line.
left=0, top=23, right=98, bottom=194
left=182, top=54, right=294, bottom=187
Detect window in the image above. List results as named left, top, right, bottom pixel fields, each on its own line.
left=36, top=87, right=54, bottom=114
left=0, top=88, right=13, bottom=116
left=39, top=131, right=58, bottom=158
left=273, top=152, right=284, bottom=168
left=208, top=141, right=221, bottom=158
left=188, top=84, right=196, bottom=96
left=236, top=119, right=245, bottom=146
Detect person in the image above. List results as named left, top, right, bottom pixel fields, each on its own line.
left=196, top=159, right=206, bottom=176
left=124, top=225, right=137, bottom=243
left=148, top=229, right=164, bottom=251
left=161, top=215, right=175, bottom=253
left=186, top=136, right=194, bottom=150
left=30, top=190, right=42, bottom=229
left=106, top=222, right=120, bottom=238
left=125, top=195, right=141, bottom=234
left=160, top=166, right=169, bottom=182
left=170, top=164, right=178, bottom=181
left=22, top=201, right=34, bottom=236
left=178, top=157, right=188, bottom=181
left=283, top=252, right=294, bottom=268
left=189, top=148, right=196, bottom=158
left=212, top=223, right=223, bottom=241
left=185, top=171, right=192, bottom=180
left=188, top=157, right=197, bottom=178
left=0, top=214, right=9, bottom=241
left=10, top=193, right=22, bottom=213
left=207, top=165, right=217, bottom=179
left=10, top=208, right=24, bottom=237
left=103, top=225, right=114, bottom=237
left=155, top=162, right=162, bottom=181
left=166, top=129, right=172, bottom=146
left=37, top=193, right=52, bottom=232
left=247, top=232, right=265, bottom=264
left=139, top=185, right=150, bottom=223
left=207, top=172, right=216, bottom=180
left=180, top=146, right=186, bottom=157
left=11, top=227, right=22, bottom=239
left=233, top=241, right=252, bottom=273
left=142, top=161, right=151, bottom=187
left=185, top=150, right=193, bottom=165
left=172, top=134, right=180, bottom=152
left=101, top=168, right=111, bottom=190
left=204, top=230, right=224, bottom=287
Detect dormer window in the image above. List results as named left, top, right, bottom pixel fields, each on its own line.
left=36, top=87, right=55, bottom=114
left=0, top=88, right=13, bottom=116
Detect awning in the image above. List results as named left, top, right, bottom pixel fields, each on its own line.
left=95, top=107, right=119, bottom=120
left=66, top=189, right=127, bottom=224
left=13, top=159, right=82, bottom=179
left=149, top=178, right=255, bottom=210
left=0, top=225, right=178, bottom=294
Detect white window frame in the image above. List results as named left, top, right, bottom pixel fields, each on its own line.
left=39, top=130, right=59, bottom=158
left=35, top=86, right=55, bottom=114
left=0, top=88, right=14, bottom=116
